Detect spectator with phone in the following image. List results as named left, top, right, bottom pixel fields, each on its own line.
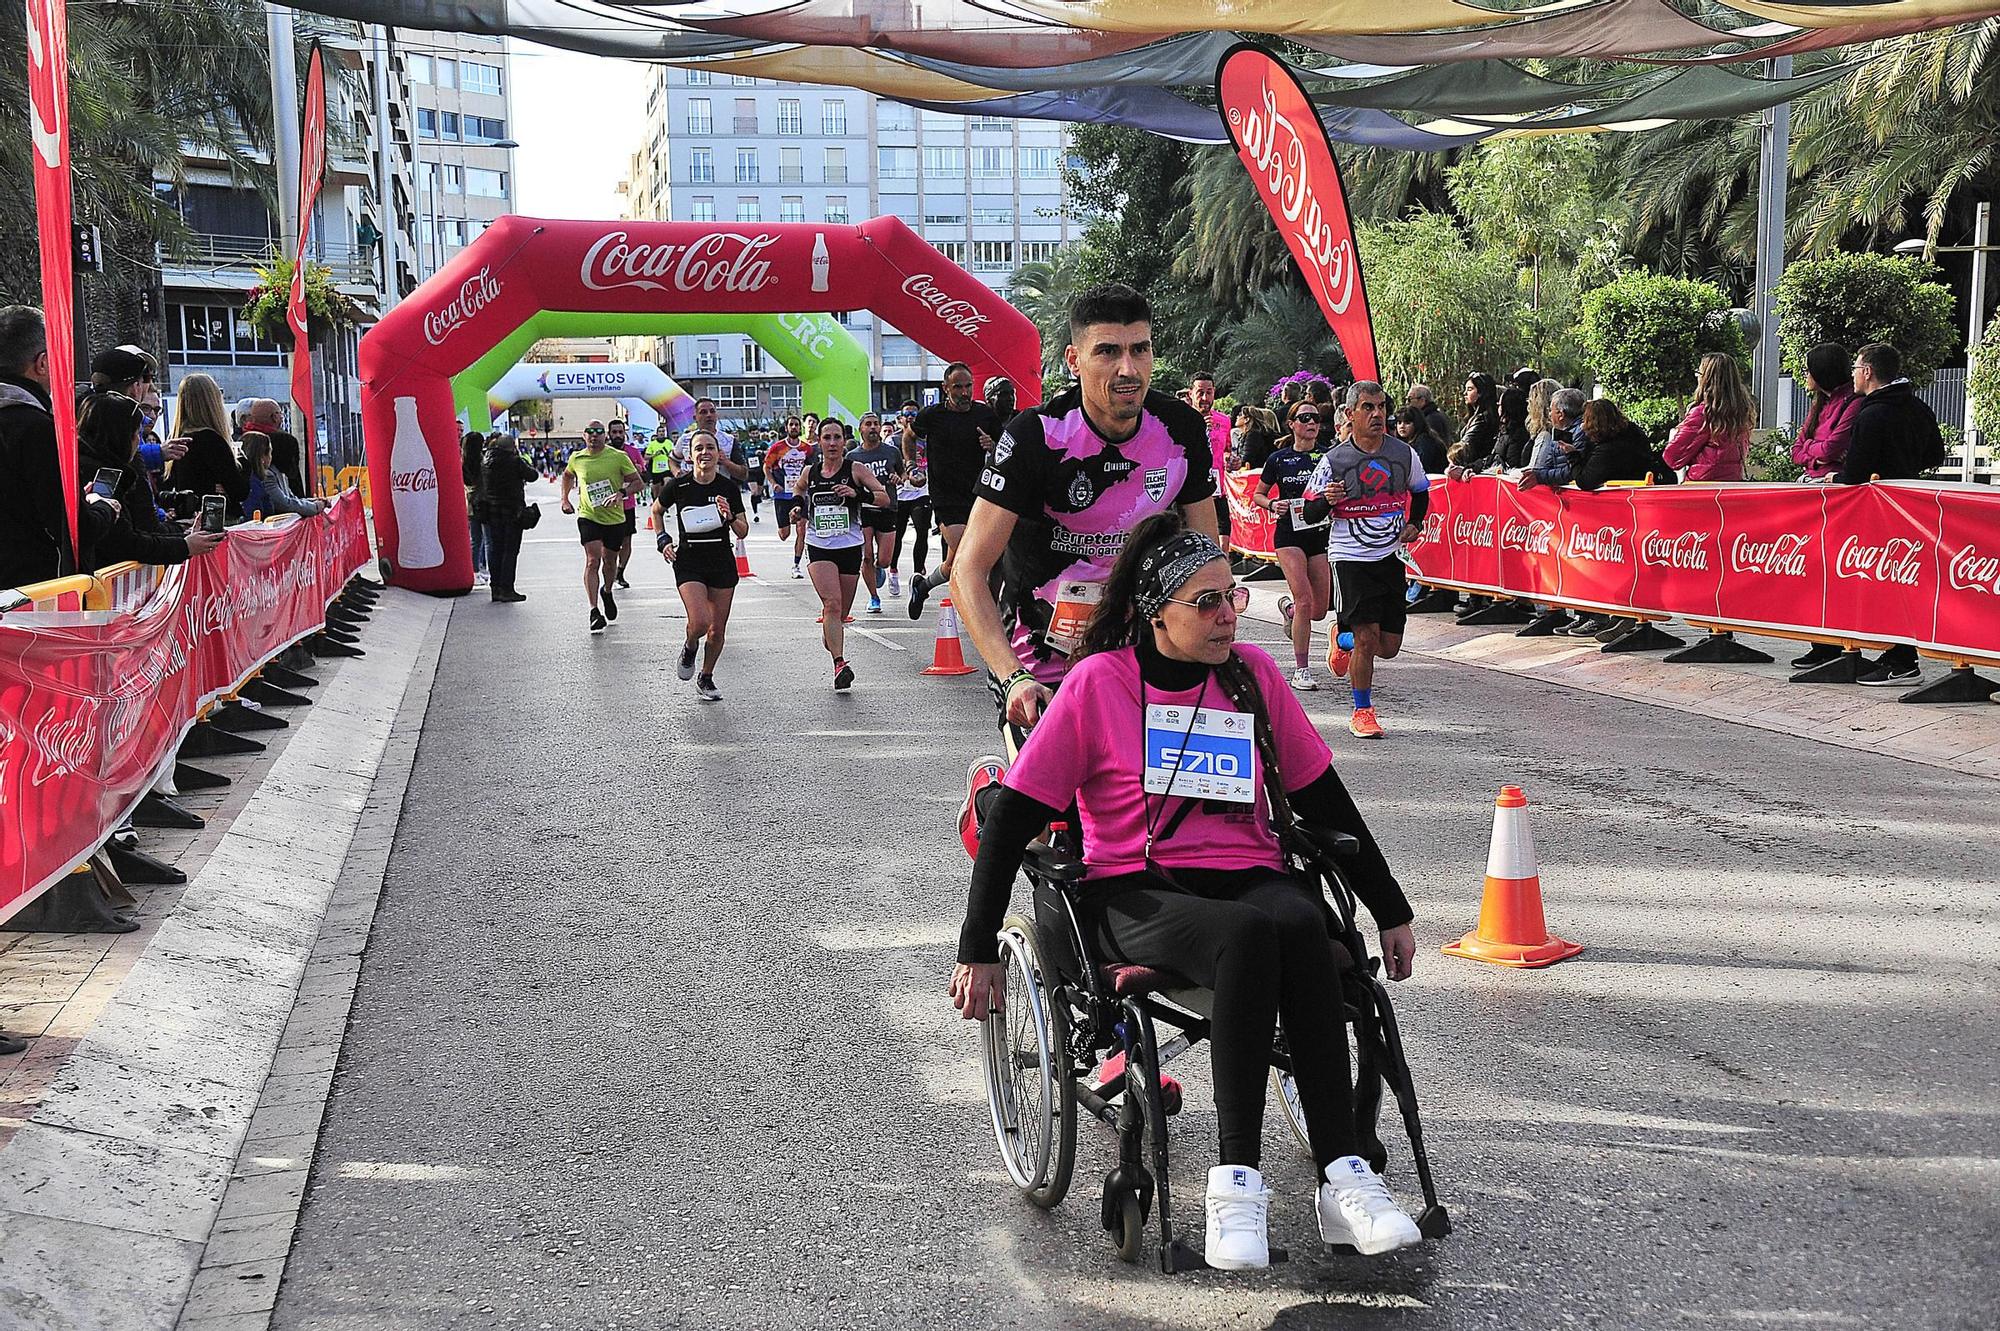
left=164, top=372, right=250, bottom=521
left=77, top=391, right=224, bottom=564
left=0, top=306, right=123, bottom=587
left=240, top=431, right=326, bottom=520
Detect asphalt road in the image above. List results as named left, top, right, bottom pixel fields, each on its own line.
left=275, top=484, right=1999, bottom=1330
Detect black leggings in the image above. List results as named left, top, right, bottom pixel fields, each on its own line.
left=893, top=497, right=932, bottom=574
left=1094, top=868, right=1355, bottom=1172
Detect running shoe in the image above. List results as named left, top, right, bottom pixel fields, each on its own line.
left=616, top=575, right=631, bottom=590
left=958, top=756, right=1007, bottom=860
left=907, top=572, right=931, bottom=619
left=1290, top=666, right=1318, bottom=691
left=1790, top=643, right=1843, bottom=669
left=677, top=642, right=699, bottom=681
left=601, top=587, right=618, bottom=622
left=833, top=658, right=855, bottom=691
left=1279, top=594, right=1294, bottom=625
left=1316, top=1156, right=1421, bottom=1255
left=868, top=595, right=883, bottom=615
left=888, top=572, right=901, bottom=596
left=694, top=675, right=722, bottom=701
left=874, top=567, right=886, bottom=591
left=1328, top=642, right=1352, bottom=678
left=791, top=562, right=804, bottom=580
left=588, top=608, right=606, bottom=634
left=1349, top=707, right=1384, bottom=739
left=1206, top=1166, right=1272, bottom=1271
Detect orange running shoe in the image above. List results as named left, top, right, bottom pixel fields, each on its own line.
left=1328, top=643, right=1352, bottom=678
left=1349, top=707, right=1384, bottom=739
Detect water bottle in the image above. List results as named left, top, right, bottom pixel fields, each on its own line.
left=388, top=396, right=444, bottom=570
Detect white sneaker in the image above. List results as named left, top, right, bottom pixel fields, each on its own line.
left=1205, top=1165, right=1271, bottom=1270
left=1290, top=666, right=1318, bottom=691
left=1316, top=1156, right=1420, bottom=1255
left=888, top=572, right=901, bottom=596
left=1278, top=594, right=1294, bottom=624
left=791, top=563, right=804, bottom=580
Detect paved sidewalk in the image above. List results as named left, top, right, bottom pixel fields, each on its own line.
left=0, top=589, right=446, bottom=1331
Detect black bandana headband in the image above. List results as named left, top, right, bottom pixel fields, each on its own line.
left=1135, top=530, right=1227, bottom=618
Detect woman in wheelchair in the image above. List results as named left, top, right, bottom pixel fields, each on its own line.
left=950, top=514, right=1422, bottom=1269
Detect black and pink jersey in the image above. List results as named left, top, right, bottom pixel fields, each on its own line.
left=976, top=386, right=1215, bottom=683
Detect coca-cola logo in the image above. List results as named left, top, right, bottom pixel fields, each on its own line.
left=390, top=466, right=437, bottom=494
left=1834, top=535, right=1924, bottom=586
left=423, top=267, right=502, bottom=347
left=1947, top=543, right=2000, bottom=595
left=1730, top=532, right=1811, bottom=577
left=581, top=230, right=778, bottom=295
left=1452, top=513, right=1494, bottom=548
left=1639, top=530, right=1709, bottom=571
left=1419, top=512, right=1445, bottom=544
left=900, top=274, right=989, bottom=340
left=1227, top=76, right=1360, bottom=318
left=1563, top=524, right=1627, bottom=563
left=1500, top=518, right=1554, bottom=555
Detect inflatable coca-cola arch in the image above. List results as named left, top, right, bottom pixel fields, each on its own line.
left=360, top=215, right=1043, bottom=593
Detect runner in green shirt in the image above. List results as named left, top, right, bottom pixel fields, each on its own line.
left=559, top=420, right=641, bottom=633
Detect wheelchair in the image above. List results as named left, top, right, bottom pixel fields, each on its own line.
left=978, top=822, right=1451, bottom=1273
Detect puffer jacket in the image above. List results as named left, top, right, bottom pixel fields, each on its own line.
left=1663, top=403, right=1748, bottom=481
left=1792, top=386, right=1861, bottom=480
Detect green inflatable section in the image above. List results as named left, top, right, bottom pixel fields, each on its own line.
left=451, top=310, right=871, bottom=431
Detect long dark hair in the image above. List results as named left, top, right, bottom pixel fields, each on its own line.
left=1076, top=511, right=1198, bottom=660
left=78, top=390, right=145, bottom=463
left=1798, top=342, right=1851, bottom=441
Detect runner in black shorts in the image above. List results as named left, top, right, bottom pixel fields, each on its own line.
left=654, top=430, right=747, bottom=700
left=905, top=363, right=1001, bottom=619
left=848, top=411, right=904, bottom=615
left=1255, top=406, right=1332, bottom=691
left=800, top=419, right=892, bottom=690
left=559, top=420, right=642, bottom=634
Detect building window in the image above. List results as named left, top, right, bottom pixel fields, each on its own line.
left=439, top=111, right=460, bottom=141
left=883, top=334, right=922, bottom=366
left=743, top=341, right=766, bottom=373
left=822, top=101, right=848, bottom=136
left=780, top=196, right=804, bottom=223
left=689, top=197, right=716, bottom=222
left=711, top=382, right=758, bottom=409
left=733, top=98, right=758, bottom=134
left=972, top=240, right=1014, bottom=272
left=879, top=104, right=914, bottom=133
left=768, top=382, right=802, bottom=411
left=686, top=68, right=710, bottom=86
left=429, top=163, right=464, bottom=194
left=922, top=111, right=962, bottom=135
left=972, top=206, right=1014, bottom=225
left=433, top=58, right=457, bottom=90
left=877, top=147, right=916, bottom=179
left=731, top=74, right=757, bottom=86
left=972, top=147, right=1012, bottom=178
left=923, top=209, right=964, bottom=226
left=777, top=99, right=802, bottom=135
left=932, top=240, right=966, bottom=265
left=687, top=99, right=712, bottom=135
left=461, top=62, right=503, bottom=97
left=923, top=145, right=964, bottom=177
left=409, top=54, right=432, bottom=84
left=970, top=115, right=1010, bottom=130
left=736, top=197, right=760, bottom=223
left=465, top=116, right=508, bottom=144
left=689, top=148, right=714, bottom=183
left=1021, top=147, right=1058, bottom=178
left=779, top=147, right=803, bottom=183
left=734, top=148, right=759, bottom=183
left=466, top=168, right=508, bottom=199
left=824, top=196, right=849, bottom=224
left=1020, top=241, right=1062, bottom=265
left=169, top=302, right=282, bottom=367
left=824, top=147, right=847, bottom=184
left=416, top=107, right=437, bottom=139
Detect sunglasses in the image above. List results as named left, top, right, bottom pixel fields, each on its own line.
left=1293, top=413, right=1321, bottom=423
left=1163, top=585, right=1251, bottom=616
left=585, top=428, right=605, bottom=435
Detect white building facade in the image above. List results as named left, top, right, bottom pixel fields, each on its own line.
left=400, top=31, right=519, bottom=275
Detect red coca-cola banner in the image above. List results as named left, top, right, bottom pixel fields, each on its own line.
left=0, top=496, right=371, bottom=919
left=291, top=42, right=328, bottom=493
left=26, top=0, right=78, bottom=561
left=1224, top=468, right=1277, bottom=559
left=1405, top=476, right=2000, bottom=662
left=1216, top=44, right=1379, bottom=383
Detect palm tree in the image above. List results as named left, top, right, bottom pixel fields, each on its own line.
left=1008, top=246, right=1089, bottom=375
left=1214, top=282, right=1349, bottom=395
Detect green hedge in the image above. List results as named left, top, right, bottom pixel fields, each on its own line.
left=1579, top=273, right=1744, bottom=405
left=1774, top=254, right=1956, bottom=387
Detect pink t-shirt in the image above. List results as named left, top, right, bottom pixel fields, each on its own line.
left=621, top=443, right=647, bottom=509
left=1004, top=644, right=1333, bottom=880
left=1207, top=409, right=1232, bottom=477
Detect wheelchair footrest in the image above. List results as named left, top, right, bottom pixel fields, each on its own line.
left=1417, top=1204, right=1452, bottom=1240
left=1090, top=1051, right=1182, bottom=1115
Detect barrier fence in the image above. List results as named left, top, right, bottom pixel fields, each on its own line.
left=0, top=494, right=372, bottom=919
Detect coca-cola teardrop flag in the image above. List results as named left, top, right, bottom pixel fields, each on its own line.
left=290, top=42, right=328, bottom=493
left=25, top=0, right=78, bottom=562
left=1216, top=43, right=1378, bottom=383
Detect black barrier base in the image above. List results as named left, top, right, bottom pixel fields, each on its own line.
left=327, top=608, right=368, bottom=629
left=0, top=1030, right=24, bottom=1055
left=1899, top=667, right=2000, bottom=705
left=1408, top=587, right=1459, bottom=615
left=1457, top=598, right=1537, bottom=626
left=174, top=761, right=230, bottom=790
left=261, top=663, right=318, bottom=691
left=1517, top=609, right=1570, bottom=637
left=1601, top=621, right=1683, bottom=653
left=243, top=679, right=312, bottom=708
left=1664, top=632, right=1774, bottom=665
left=1, top=868, right=137, bottom=934
left=320, top=625, right=362, bottom=646
left=276, top=645, right=318, bottom=673
left=1789, top=649, right=1866, bottom=685
left=311, top=632, right=365, bottom=658
left=107, top=840, right=187, bottom=886
left=179, top=722, right=266, bottom=758
left=135, top=793, right=204, bottom=830
left=210, top=702, right=288, bottom=734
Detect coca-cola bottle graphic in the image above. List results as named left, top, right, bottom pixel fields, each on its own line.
left=388, top=396, right=444, bottom=570
left=810, top=233, right=830, bottom=293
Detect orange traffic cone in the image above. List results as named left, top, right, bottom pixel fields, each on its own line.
left=922, top=596, right=979, bottom=677
left=734, top=535, right=752, bottom=579
left=1442, top=785, right=1582, bottom=969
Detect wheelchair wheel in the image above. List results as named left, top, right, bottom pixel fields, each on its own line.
left=982, top=916, right=1076, bottom=1209
left=1111, top=1187, right=1145, bottom=1264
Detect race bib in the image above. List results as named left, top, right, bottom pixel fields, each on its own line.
left=1285, top=498, right=1327, bottom=529
left=1143, top=704, right=1255, bottom=804
left=1043, top=579, right=1105, bottom=656
left=681, top=502, right=724, bottom=534
left=811, top=504, right=850, bottom=535
left=585, top=478, right=618, bottom=511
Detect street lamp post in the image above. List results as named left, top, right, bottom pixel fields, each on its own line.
left=1897, top=201, right=1994, bottom=483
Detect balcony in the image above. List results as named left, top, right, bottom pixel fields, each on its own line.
left=825, top=166, right=849, bottom=184
left=733, top=115, right=759, bottom=133
left=778, top=167, right=804, bottom=183
left=296, top=14, right=366, bottom=70
left=163, top=232, right=379, bottom=293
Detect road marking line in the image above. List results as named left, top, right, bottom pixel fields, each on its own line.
left=852, top=628, right=906, bottom=652
left=335, top=1162, right=486, bottom=1181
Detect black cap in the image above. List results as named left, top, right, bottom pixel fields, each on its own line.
left=90, top=344, right=157, bottom=385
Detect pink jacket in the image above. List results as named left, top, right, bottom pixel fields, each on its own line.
left=1664, top=403, right=1747, bottom=481
left=1791, top=386, right=1861, bottom=480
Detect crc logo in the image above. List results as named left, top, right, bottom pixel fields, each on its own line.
left=422, top=267, right=502, bottom=347
left=1562, top=524, right=1627, bottom=563
left=1451, top=513, right=1493, bottom=548
left=901, top=274, right=989, bottom=339
left=1947, top=543, right=2000, bottom=595
left=1499, top=517, right=1554, bottom=555
left=777, top=311, right=835, bottom=358
left=1639, top=530, right=1709, bottom=571
left=1729, top=532, right=1811, bottom=577
left=581, top=231, right=778, bottom=294
left=1833, top=535, right=1924, bottom=586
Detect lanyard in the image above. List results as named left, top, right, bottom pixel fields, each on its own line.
left=1139, top=671, right=1209, bottom=864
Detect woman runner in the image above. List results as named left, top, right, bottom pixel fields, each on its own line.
left=654, top=431, right=748, bottom=700
left=1255, top=404, right=1332, bottom=690
left=800, top=419, right=892, bottom=690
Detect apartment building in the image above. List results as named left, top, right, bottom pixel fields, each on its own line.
left=400, top=32, right=519, bottom=274
left=621, top=66, right=1075, bottom=423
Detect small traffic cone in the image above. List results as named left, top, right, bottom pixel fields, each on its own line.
left=922, top=596, right=979, bottom=677
left=734, top=535, right=752, bottom=579
left=1442, top=785, right=1582, bottom=969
